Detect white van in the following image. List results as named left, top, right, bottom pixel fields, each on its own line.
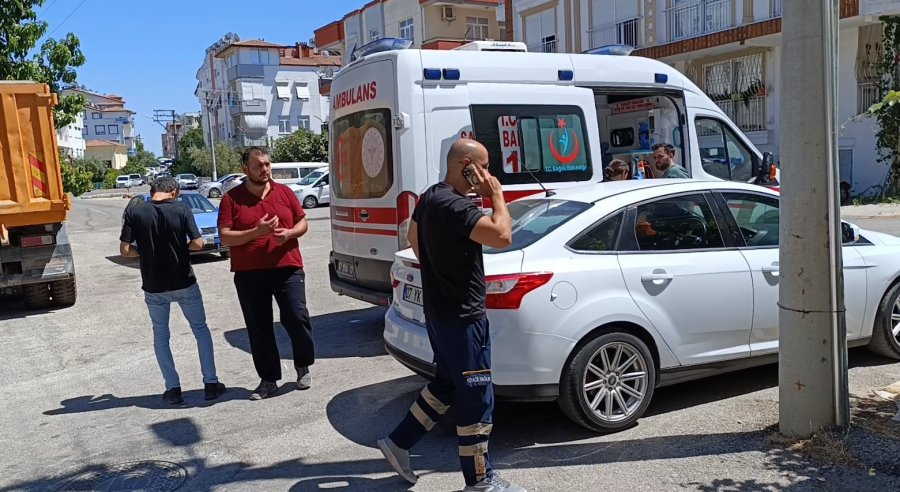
left=328, top=39, right=778, bottom=306
left=270, top=162, right=327, bottom=185
left=289, top=166, right=330, bottom=209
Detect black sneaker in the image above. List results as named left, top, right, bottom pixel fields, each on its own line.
left=296, top=366, right=311, bottom=390
left=249, top=380, right=278, bottom=401
left=162, top=387, right=183, bottom=405
left=204, top=382, right=226, bottom=400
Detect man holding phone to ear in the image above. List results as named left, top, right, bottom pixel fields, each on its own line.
left=378, top=139, right=525, bottom=492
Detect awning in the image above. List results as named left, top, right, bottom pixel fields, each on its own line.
left=241, top=114, right=268, bottom=136
left=295, top=83, right=310, bottom=100
left=276, top=80, right=291, bottom=100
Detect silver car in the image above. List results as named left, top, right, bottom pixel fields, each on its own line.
left=176, top=173, right=199, bottom=190
left=199, top=173, right=243, bottom=198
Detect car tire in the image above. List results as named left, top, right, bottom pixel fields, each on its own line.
left=558, top=330, right=656, bottom=432
left=209, top=188, right=221, bottom=198
left=867, top=282, right=900, bottom=359
left=303, top=196, right=318, bottom=209
left=50, top=277, right=77, bottom=307
left=23, top=283, right=52, bottom=310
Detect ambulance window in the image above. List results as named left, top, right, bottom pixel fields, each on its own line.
left=610, top=128, right=634, bottom=147
left=332, top=108, right=393, bottom=199
left=472, top=105, right=593, bottom=185
left=695, top=117, right=753, bottom=182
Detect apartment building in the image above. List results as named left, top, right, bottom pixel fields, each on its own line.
left=314, top=0, right=505, bottom=68
left=63, top=87, right=137, bottom=156
left=509, top=0, right=899, bottom=194
left=56, top=112, right=85, bottom=160
left=161, top=113, right=201, bottom=159
left=195, top=34, right=339, bottom=149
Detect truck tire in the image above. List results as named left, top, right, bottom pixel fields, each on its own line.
left=50, top=278, right=77, bottom=307
left=23, top=283, right=51, bottom=310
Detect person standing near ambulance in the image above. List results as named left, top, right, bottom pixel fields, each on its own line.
left=218, top=147, right=315, bottom=401
left=377, top=139, right=526, bottom=492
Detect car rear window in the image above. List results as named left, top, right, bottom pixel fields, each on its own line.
left=484, top=199, right=592, bottom=254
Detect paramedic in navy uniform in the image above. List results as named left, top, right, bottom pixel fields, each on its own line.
left=377, top=138, right=527, bottom=492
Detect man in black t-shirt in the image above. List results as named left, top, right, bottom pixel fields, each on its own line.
left=119, top=177, right=225, bottom=405
left=378, top=139, right=525, bottom=492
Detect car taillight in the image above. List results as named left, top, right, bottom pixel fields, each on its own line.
left=485, top=272, right=553, bottom=310
left=397, top=191, right=418, bottom=249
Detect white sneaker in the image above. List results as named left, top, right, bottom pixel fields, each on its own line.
left=463, top=471, right=527, bottom=492
left=377, top=437, right=418, bottom=484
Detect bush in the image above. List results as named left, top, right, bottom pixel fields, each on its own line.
left=104, top=170, right=121, bottom=190
left=60, top=159, right=92, bottom=196
left=71, top=157, right=107, bottom=182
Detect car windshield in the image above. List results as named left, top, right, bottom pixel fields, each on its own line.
left=484, top=199, right=593, bottom=253
left=178, top=194, right=216, bottom=213
left=117, top=176, right=128, bottom=181
left=298, top=171, right=324, bottom=186
left=178, top=174, right=196, bottom=179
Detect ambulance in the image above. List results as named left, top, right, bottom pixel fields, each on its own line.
left=328, top=39, right=777, bottom=306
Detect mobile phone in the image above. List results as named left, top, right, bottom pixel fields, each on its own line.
left=462, top=165, right=479, bottom=187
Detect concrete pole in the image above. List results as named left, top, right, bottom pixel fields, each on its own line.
left=205, top=92, right=219, bottom=181
left=778, top=0, right=849, bottom=437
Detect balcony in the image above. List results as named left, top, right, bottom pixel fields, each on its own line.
left=227, top=97, right=267, bottom=115
left=770, top=0, right=782, bottom=18
left=230, top=135, right=270, bottom=148
left=527, top=38, right=558, bottom=53
left=587, top=17, right=642, bottom=51
left=666, top=0, right=732, bottom=42
left=226, top=64, right=265, bottom=80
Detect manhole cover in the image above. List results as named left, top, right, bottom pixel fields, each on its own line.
left=55, top=460, right=187, bottom=491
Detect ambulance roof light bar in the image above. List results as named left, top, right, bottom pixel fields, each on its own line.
left=453, top=41, right=528, bottom=52
left=586, top=44, right=636, bottom=56
left=350, top=38, right=413, bottom=62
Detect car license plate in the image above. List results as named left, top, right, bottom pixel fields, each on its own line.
left=336, top=260, right=355, bottom=277
left=402, top=284, right=423, bottom=306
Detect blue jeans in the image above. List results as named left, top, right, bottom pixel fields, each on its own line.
left=144, top=282, right=218, bottom=390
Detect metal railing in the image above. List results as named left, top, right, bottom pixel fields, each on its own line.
left=528, top=38, right=558, bottom=53
left=666, top=0, right=732, bottom=42
left=587, top=17, right=642, bottom=50
left=857, top=82, right=880, bottom=114
left=713, top=96, right=767, bottom=133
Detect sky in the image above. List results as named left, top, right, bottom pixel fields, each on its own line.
left=35, top=0, right=364, bottom=155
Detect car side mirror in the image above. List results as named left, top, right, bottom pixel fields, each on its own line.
left=754, top=152, right=773, bottom=184
left=841, top=222, right=860, bottom=244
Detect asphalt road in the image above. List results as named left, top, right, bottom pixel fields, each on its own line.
left=1, top=197, right=899, bottom=491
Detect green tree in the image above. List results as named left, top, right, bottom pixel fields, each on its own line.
left=174, top=126, right=205, bottom=172
left=866, top=16, right=900, bottom=189
left=60, top=159, right=92, bottom=196
left=186, top=141, right=242, bottom=177
left=0, top=0, right=87, bottom=128
left=104, top=169, right=121, bottom=190
left=271, top=129, right=328, bottom=163
left=121, top=141, right=156, bottom=175
left=71, top=156, right=107, bottom=182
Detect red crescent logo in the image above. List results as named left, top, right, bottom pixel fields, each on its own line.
left=549, top=129, right=580, bottom=165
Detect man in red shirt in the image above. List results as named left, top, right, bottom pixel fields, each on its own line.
left=218, top=147, right=315, bottom=400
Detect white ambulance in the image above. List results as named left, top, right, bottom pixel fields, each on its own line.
left=328, top=39, right=777, bottom=306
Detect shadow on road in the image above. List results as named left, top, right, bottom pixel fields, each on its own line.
left=105, top=255, right=140, bottom=269
left=223, top=307, right=388, bottom=360
left=42, top=386, right=251, bottom=416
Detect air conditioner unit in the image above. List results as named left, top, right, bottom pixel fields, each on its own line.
left=441, top=6, right=455, bottom=21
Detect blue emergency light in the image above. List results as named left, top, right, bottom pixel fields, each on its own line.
left=350, top=38, right=413, bottom=62
left=424, top=68, right=441, bottom=80
left=443, top=68, right=461, bottom=80
left=654, top=73, right=668, bottom=84
left=558, top=70, right=574, bottom=81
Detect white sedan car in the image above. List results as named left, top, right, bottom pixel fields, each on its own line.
left=384, top=180, right=900, bottom=432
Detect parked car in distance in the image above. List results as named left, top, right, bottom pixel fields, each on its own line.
left=384, top=179, right=900, bottom=433
left=176, top=173, right=199, bottom=190
left=115, top=175, right=132, bottom=188
left=289, top=167, right=330, bottom=209
left=199, top=173, right=243, bottom=198
left=222, top=174, right=246, bottom=194
left=128, top=174, right=145, bottom=186
left=123, top=192, right=229, bottom=258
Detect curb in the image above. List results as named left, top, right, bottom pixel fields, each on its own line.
left=79, top=192, right=133, bottom=200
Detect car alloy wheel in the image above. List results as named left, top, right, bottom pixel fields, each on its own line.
left=303, top=196, right=318, bottom=209
left=559, top=331, right=656, bottom=432
left=867, top=282, right=900, bottom=359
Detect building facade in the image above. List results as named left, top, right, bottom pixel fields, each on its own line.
left=85, top=139, right=129, bottom=170
left=314, top=0, right=505, bottom=67
left=195, top=34, right=339, bottom=150
left=56, top=112, right=85, bottom=160
left=63, top=88, right=137, bottom=156
left=161, top=112, right=201, bottom=159
left=509, top=0, right=899, bottom=194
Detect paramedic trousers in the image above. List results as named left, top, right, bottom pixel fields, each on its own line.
left=233, top=268, right=315, bottom=383
left=389, top=316, right=494, bottom=486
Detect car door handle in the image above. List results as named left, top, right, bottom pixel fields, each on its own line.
left=761, top=263, right=780, bottom=276
left=641, top=273, right=674, bottom=283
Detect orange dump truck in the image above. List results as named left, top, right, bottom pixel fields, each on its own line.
left=0, top=81, right=77, bottom=309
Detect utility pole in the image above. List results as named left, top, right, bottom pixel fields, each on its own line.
left=152, top=109, right=178, bottom=161
left=204, top=91, right=219, bottom=181
left=778, top=0, right=849, bottom=437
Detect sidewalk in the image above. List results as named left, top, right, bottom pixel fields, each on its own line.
left=841, top=203, right=900, bottom=219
